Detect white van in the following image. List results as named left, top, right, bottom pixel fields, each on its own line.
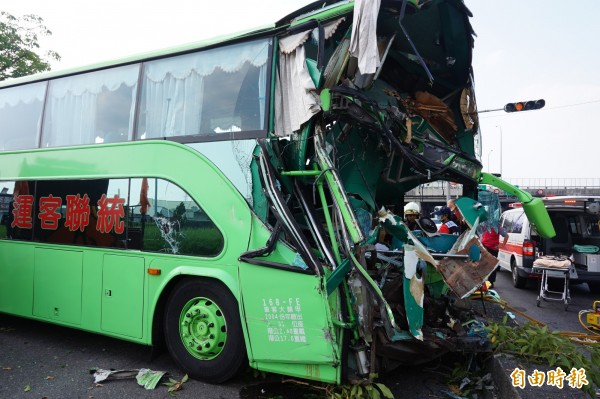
left=497, top=196, right=600, bottom=293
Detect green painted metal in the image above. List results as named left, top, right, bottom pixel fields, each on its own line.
left=250, top=146, right=269, bottom=222
left=33, top=248, right=83, bottom=325
left=101, top=254, right=145, bottom=338
left=0, top=140, right=340, bottom=380
left=314, top=134, right=364, bottom=244
left=305, top=58, right=322, bottom=88
left=334, top=126, right=386, bottom=212
left=180, top=296, right=228, bottom=360
left=280, top=170, right=321, bottom=177
left=0, top=242, right=34, bottom=316
left=0, top=141, right=252, bottom=344
left=314, top=165, right=343, bottom=264
left=290, top=2, right=355, bottom=28
left=239, top=262, right=340, bottom=383
left=480, top=172, right=556, bottom=238
left=455, top=197, right=488, bottom=228
left=320, top=89, right=331, bottom=112
left=326, top=258, right=351, bottom=295
left=0, top=0, right=554, bottom=386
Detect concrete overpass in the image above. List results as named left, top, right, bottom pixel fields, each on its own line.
left=404, top=178, right=600, bottom=214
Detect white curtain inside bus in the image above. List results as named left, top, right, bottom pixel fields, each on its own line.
left=41, top=65, right=140, bottom=148
left=139, top=39, right=269, bottom=139
left=274, top=18, right=345, bottom=136
left=0, top=82, right=47, bottom=150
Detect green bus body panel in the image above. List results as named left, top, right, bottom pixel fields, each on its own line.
left=0, top=242, right=34, bottom=315
left=254, top=361, right=338, bottom=385
left=0, top=140, right=253, bottom=259
left=239, top=263, right=340, bottom=383
left=101, top=254, right=145, bottom=339
left=33, top=248, right=83, bottom=325
left=0, top=141, right=257, bottom=346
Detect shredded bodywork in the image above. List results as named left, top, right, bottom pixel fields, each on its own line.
left=238, top=0, right=555, bottom=382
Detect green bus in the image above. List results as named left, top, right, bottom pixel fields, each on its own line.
left=0, top=0, right=554, bottom=386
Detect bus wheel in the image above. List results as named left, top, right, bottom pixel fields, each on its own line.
left=164, top=278, right=246, bottom=383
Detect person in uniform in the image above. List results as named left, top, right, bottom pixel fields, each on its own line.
left=435, top=206, right=460, bottom=234
left=403, top=202, right=420, bottom=231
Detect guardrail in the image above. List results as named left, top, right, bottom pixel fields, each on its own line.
left=406, top=179, right=600, bottom=203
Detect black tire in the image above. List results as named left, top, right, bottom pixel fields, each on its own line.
left=587, top=282, right=600, bottom=294
left=511, top=258, right=527, bottom=288
left=164, top=278, right=246, bottom=383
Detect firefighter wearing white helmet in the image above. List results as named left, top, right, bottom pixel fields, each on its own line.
left=403, top=202, right=420, bottom=231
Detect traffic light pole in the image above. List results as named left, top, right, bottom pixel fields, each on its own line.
left=499, top=125, right=503, bottom=176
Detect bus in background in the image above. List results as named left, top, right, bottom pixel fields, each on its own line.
left=0, top=0, right=554, bottom=386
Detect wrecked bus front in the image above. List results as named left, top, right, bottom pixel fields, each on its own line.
left=0, top=0, right=556, bottom=387
left=244, top=0, right=508, bottom=383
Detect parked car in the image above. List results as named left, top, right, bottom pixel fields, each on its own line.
left=497, top=196, right=600, bottom=293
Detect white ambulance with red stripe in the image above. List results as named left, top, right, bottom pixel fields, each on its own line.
left=497, top=196, right=600, bottom=293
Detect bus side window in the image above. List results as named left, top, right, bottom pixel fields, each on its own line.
left=0, top=182, right=15, bottom=238
left=0, top=82, right=46, bottom=151
left=138, top=39, right=269, bottom=139
left=31, top=178, right=129, bottom=249
left=41, top=65, right=139, bottom=148
left=127, top=178, right=149, bottom=250
left=235, top=65, right=262, bottom=131
left=129, top=178, right=224, bottom=256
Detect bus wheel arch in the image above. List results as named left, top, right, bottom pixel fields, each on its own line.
left=162, top=277, right=247, bottom=383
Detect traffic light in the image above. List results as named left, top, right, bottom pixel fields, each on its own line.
left=504, top=99, right=545, bottom=113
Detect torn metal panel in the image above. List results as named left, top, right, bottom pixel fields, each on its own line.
left=314, top=131, right=364, bottom=244
left=348, top=273, right=374, bottom=343
left=403, top=248, right=424, bottom=340
left=243, top=0, right=552, bottom=385
left=437, top=238, right=498, bottom=298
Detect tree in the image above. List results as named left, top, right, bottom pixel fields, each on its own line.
left=0, top=11, right=60, bottom=81
left=173, top=202, right=188, bottom=228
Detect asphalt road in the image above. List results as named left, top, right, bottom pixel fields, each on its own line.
left=0, top=270, right=596, bottom=399
left=0, top=312, right=456, bottom=399
left=491, top=268, right=597, bottom=333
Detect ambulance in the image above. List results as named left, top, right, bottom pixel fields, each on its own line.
left=498, top=196, right=600, bottom=293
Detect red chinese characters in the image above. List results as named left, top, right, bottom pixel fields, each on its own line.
left=96, top=194, right=125, bottom=234
left=11, top=195, right=34, bottom=229
left=10, top=192, right=126, bottom=235
left=38, top=195, right=63, bottom=230
left=65, top=194, right=90, bottom=232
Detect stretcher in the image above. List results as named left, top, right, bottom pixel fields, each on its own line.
left=532, top=256, right=573, bottom=311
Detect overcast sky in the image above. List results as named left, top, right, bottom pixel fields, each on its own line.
left=4, top=0, right=600, bottom=181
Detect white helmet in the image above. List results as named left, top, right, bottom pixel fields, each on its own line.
left=404, top=202, right=420, bottom=216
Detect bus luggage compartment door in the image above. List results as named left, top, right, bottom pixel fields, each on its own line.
left=101, top=254, right=145, bottom=339
left=239, top=263, right=340, bottom=383
left=33, top=248, right=83, bottom=325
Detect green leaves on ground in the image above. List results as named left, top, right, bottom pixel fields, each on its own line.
left=163, top=374, right=188, bottom=397
left=486, top=320, right=600, bottom=397
left=328, top=381, right=394, bottom=399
